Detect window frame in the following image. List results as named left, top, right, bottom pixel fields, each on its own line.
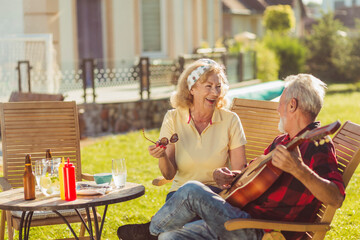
left=140, top=0, right=167, bottom=58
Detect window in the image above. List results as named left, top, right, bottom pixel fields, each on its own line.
left=334, top=0, right=345, bottom=9
left=141, top=0, right=166, bottom=56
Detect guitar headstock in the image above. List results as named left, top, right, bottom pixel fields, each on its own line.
left=287, top=120, right=341, bottom=150
left=314, top=135, right=331, bottom=147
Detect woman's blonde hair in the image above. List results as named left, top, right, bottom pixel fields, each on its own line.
left=170, top=59, right=229, bottom=109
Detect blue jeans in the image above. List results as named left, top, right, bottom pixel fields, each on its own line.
left=166, top=185, right=222, bottom=202
left=150, top=181, right=264, bottom=240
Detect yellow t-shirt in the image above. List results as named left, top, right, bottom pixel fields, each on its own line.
left=159, top=107, right=247, bottom=192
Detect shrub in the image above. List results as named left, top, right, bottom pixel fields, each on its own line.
left=264, top=34, right=307, bottom=79
left=254, top=42, right=279, bottom=81
left=227, top=40, right=243, bottom=54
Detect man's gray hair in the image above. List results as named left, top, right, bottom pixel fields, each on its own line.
left=284, top=74, right=327, bottom=120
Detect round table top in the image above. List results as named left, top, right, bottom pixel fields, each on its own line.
left=0, top=182, right=145, bottom=211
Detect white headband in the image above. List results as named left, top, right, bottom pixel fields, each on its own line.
left=187, top=59, right=220, bottom=90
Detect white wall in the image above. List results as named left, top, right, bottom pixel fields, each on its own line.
left=0, top=0, right=24, bottom=36
left=184, top=0, right=193, bottom=53
left=173, top=0, right=185, bottom=57
left=113, top=0, right=136, bottom=60
left=207, top=0, right=215, bottom=47
left=196, top=0, right=203, bottom=46
left=59, top=0, right=76, bottom=68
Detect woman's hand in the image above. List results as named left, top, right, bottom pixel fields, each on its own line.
left=213, top=167, right=237, bottom=189
left=148, top=141, right=167, bottom=159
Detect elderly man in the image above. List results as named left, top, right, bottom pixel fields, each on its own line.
left=147, top=74, right=345, bottom=240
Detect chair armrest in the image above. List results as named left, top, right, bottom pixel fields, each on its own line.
left=152, top=176, right=173, bottom=186
left=0, top=177, right=13, bottom=191
left=81, top=173, right=94, bottom=181
left=225, top=218, right=331, bottom=232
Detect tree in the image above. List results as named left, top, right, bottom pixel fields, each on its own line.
left=306, top=13, right=351, bottom=82
left=263, top=5, right=295, bottom=34
left=344, top=20, right=360, bottom=83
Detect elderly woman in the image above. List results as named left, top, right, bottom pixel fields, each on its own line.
left=117, top=59, right=247, bottom=240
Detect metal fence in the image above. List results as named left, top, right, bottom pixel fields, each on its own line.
left=0, top=51, right=256, bottom=103
left=178, top=51, right=256, bottom=84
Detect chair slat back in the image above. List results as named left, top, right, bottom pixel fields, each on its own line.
left=309, top=121, right=360, bottom=240
left=0, top=101, right=82, bottom=188
left=230, top=98, right=281, bottom=163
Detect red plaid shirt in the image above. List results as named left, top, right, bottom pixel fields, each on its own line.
left=243, top=122, right=345, bottom=240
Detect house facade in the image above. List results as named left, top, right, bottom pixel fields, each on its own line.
left=0, top=0, right=223, bottom=69
left=222, top=0, right=307, bottom=39
left=0, top=0, right=225, bottom=98
left=322, top=0, right=360, bottom=12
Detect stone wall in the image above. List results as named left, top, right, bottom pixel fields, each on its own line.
left=78, top=98, right=172, bottom=137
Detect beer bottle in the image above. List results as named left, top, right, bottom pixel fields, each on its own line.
left=23, top=154, right=36, bottom=200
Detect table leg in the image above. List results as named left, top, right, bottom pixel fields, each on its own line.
left=24, top=212, right=33, bottom=240
left=99, top=205, right=108, bottom=236
left=74, top=209, right=91, bottom=234
left=52, top=210, right=79, bottom=240
left=85, top=207, right=94, bottom=239
left=90, top=205, right=109, bottom=240
left=18, top=212, right=25, bottom=240
left=18, top=211, right=33, bottom=240
left=51, top=207, right=109, bottom=240
left=91, top=207, right=100, bottom=240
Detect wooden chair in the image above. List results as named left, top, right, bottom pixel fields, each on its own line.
left=225, top=120, right=360, bottom=240
left=152, top=98, right=281, bottom=186
left=229, top=98, right=281, bottom=163
left=0, top=101, right=97, bottom=240
left=8, top=91, right=65, bottom=102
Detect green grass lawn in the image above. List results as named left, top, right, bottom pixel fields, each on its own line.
left=2, top=83, right=360, bottom=239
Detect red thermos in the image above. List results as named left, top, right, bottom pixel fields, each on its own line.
left=63, top=158, right=77, bottom=201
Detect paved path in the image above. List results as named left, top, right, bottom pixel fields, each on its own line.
left=64, top=84, right=176, bottom=104
left=58, top=80, right=259, bottom=104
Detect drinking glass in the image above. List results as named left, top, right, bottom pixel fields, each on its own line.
left=112, top=158, right=127, bottom=188
left=34, top=159, right=45, bottom=190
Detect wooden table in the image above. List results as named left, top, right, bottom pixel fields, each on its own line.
left=0, top=182, right=145, bottom=240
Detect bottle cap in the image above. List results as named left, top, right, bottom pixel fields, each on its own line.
left=65, top=157, right=73, bottom=167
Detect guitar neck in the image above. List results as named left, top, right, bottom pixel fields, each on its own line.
left=257, top=153, right=273, bottom=166
left=256, top=135, right=304, bottom=166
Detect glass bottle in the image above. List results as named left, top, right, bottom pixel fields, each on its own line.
left=23, top=154, right=36, bottom=200
left=46, top=149, right=52, bottom=160
left=59, top=157, right=66, bottom=200
left=46, top=148, right=53, bottom=174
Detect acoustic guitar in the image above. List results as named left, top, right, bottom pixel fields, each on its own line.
left=219, top=120, right=341, bottom=208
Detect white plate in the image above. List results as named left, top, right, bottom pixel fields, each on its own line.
left=76, top=189, right=103, bottom=196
